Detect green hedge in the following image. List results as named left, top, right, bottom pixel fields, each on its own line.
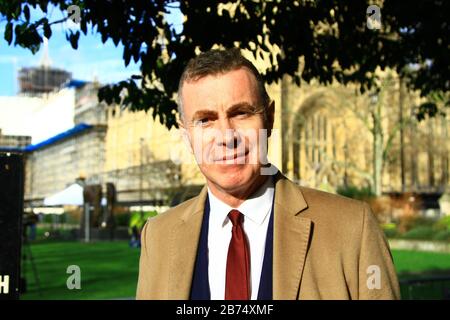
left=402, top=226, right=435, bottom=240
left=381, top=216, right=450, bottom=242
left=432, top=229, right=450, bottom=241
left=336, top=185, right=374, bottom=200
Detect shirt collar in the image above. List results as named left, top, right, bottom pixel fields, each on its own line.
left=207, top=175, right=275, bottom=227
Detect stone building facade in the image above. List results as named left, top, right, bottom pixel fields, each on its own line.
left=267, top=75, right=450, bottom=195
left=24, top=124, right=107, bottom=207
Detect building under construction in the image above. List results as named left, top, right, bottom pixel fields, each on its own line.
left=18, top=39, right=72, bottom=95
left=18, top=66, right=71, bottom=95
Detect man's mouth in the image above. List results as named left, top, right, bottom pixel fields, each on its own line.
left=213, top=150, right=249, bottom=162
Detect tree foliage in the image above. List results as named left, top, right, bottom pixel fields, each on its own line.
left=1, top=0, right=448, bottom=128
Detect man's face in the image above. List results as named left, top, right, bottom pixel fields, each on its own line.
left=179, top=67, right=274, bottom=196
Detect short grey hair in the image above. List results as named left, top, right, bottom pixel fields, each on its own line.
left=177, top=48, right=270, bottom=123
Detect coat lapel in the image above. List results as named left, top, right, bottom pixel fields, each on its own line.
left=272, top=172, right=312, bottom=299
left=168, top=185, right=208, bottom=299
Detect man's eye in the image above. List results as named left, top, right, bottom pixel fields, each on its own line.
left=193, top=118, right=210, bottom=126
left=235, top=111, right=250, bottom=117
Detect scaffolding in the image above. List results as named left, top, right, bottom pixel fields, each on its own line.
left=18, top=66, right=72, bottom=95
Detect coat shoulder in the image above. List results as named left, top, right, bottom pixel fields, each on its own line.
left=300, top=186, right=368, bottom=211
left=297, top=185, right=370, bottom=228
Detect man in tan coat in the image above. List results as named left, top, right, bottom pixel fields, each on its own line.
left=136, top=48, right=400, bottom=300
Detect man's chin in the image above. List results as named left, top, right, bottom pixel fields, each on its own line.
left=206, top=165, right=260, bottom=189
left=214, top=173, right=245, bottom=187
left=212, top=163, right=258, bottom=181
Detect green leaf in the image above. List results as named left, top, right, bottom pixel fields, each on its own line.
left=24, top=5, right=30, bottom=22
left=80, top=20, right=88, bottom=35
left=68, top=31, right=80, bottom=49
left=123, top=48, right=131, bottom=66
left=43, top=22, right=52, bottom=39
left=5, top=22, right=13, bottom=45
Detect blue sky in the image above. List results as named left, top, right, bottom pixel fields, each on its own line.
left=0, top=4, right=182, bottom=96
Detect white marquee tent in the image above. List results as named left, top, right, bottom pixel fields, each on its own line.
left=43, top=183, right=84, bottom=206
left=43, top=183, right=106, bottom=208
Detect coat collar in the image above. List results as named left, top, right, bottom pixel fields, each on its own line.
left=272, top=171, right=311, bottom=299
left=167, top=186, right=208, bottom=299
left=168, top=170, right=312, bottom=299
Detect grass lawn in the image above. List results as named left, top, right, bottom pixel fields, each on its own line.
left=392, top=249, right=450, bottom=277
left=20, top=241, right=140, bottom=300
left=392, top=249, right=450, bottom=299
left=20, top=242, right=450, bottom=300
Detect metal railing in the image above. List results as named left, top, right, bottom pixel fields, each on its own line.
left=400, top=276, right=450, bottom=300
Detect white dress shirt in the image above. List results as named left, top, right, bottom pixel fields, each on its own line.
left=207, top=175, right=275, bottom=300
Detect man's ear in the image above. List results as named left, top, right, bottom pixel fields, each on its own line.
left=266, top=100, right=275, bottom=137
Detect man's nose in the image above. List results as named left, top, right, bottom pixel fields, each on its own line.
left=217, top=118, right=240, bottom=148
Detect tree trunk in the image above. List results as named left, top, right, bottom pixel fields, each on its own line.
left=399, top=77, right=406, bottom=192
left=372, top=103, right=383, bottom=196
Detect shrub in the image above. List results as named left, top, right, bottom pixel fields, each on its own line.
left=115, top=213, right=130, bottom=227
left=336, top=185, right=375, bottom=200
left=383, top=228, right=398, bottom=238
left=129, top=211, right=158, bottom=229
left=402, top=226, right=435, bottom=240
left=397, top=215, right=435, bottom=234
left=381, top=223, right=398, bottom=238
left=433, top=216, right=450, bottom=231
left=432, top=230, right=450, bottom=241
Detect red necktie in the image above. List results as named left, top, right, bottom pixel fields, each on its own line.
left=225, top=209, right=250, bottom=300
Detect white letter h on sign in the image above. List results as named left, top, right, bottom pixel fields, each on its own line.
left=0, top=275, right=10, bottom=294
